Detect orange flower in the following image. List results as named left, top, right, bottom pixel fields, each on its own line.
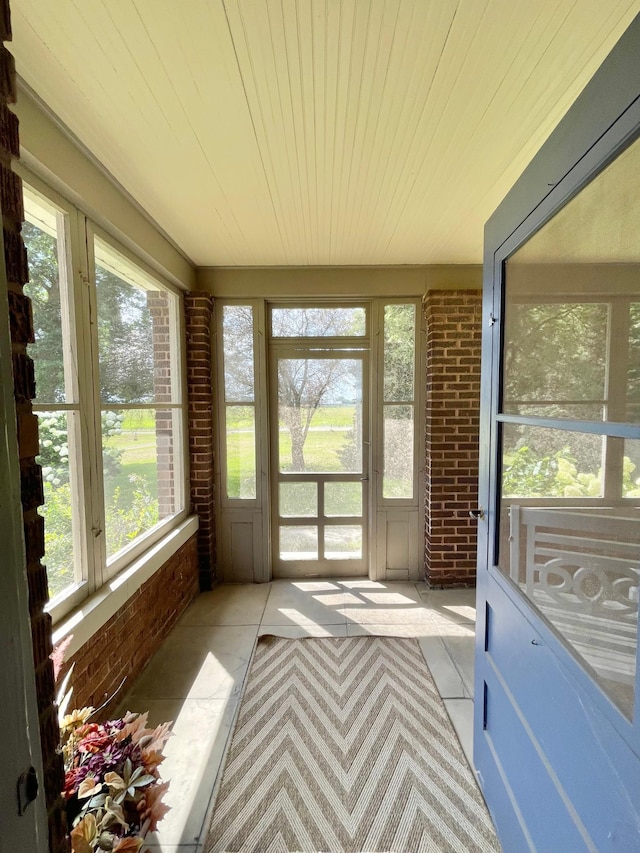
left=137, top=779, right=171, bottom=833
left=70, top=814, right=96, bottom=853
left=140, top=748, right=165, bottom=772
left=113, top=838, right=143, bottom=852
left=115, top=712, right=149, bottom=744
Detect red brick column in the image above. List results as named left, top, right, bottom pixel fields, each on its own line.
left=424, top=290, right=482, bottom=587
left=147, top=291, right=175, bottom=519
left=2, top=3, right=68, bottom=848
left=184, top=292, right=216, bottom=589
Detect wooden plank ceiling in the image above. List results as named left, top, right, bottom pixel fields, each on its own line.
left=10, top=0, right=640, bottom=267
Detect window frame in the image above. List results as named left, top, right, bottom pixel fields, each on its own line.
left=214, top=296, right=425, bottom=581
left=21, top=170, right=189, bottom=624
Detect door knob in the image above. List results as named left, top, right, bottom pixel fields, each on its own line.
left=469, top=508, right=485, bottom=521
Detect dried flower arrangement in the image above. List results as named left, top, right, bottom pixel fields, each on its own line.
left=56, top=656, right=172, bottom=852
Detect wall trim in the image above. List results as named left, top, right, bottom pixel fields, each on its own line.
left=52, top=515, right=199, bottom=659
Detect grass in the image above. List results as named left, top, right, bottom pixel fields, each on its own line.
left=228, top=404, right=355, bottom=431
left=104, top=460, right=158, bottom=503
left=103, top=412, right=159, bottom=503
left=105, top=405, right=365, bottom=504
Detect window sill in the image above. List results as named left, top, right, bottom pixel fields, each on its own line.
left=52, top=515, right=199, bottom=658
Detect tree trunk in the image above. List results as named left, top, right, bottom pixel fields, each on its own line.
left=289, top=419, right=306, bottom=471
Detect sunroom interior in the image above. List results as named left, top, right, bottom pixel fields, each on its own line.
left=3, top=2, right=640, bottom=851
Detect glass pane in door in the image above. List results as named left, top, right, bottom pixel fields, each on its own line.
left=325, top=482, right=362, bottom=516
left=499, top=437, right=639, bottom=719
left=277, top=358, right=363, bottom=473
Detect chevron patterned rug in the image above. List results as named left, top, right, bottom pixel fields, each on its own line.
left=204, top=635, right=500, bottom=853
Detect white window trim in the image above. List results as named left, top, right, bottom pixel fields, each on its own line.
left=20, top=167, right=191, bottom=627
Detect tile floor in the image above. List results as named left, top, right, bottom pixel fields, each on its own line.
left=119, top=579, right=479, bottom=852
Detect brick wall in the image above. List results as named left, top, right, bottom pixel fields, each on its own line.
left=184, top=292, right=216, bottom=589
left=0, top=3, right=68, bottom=848
left=424, top=290, right=482, bottom=587
left=62, top=535, right=199, bottom=719
left=147, top=290, right=176, bottom=520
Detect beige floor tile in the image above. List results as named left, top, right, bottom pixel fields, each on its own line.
left=141, top=697, right=239, bottom=848
left=343, top=603, right=436, bottom=625
left=258, top=623, right=349, bottom=638
left=418, top=636, right=467, bottom=699
left=261, top=579, right=347, bottom=625
left=127, top=624, right=257, bottom=701
left=443, top=634, right=476, bottom=698
left=341, top=579, right=423, bottom=601
left=179, top=583, right=270, bottom=627
left=342, top=580, right=435, bottom=625
left=415, top=585, right=477, bottom=624
left=444, top=697, right=475, bottom=769
left=345, top=622, right=448, bottom=637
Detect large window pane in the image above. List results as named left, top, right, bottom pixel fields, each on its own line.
left=23, top=201, right=69, bottom=404
left=24, top=191, right=81, bottom=603
left=37, top=411, right=77, bottom=599
left=499, top=135, right=640, bottom=720
left=222, top=306, right=257, bottom=502
left=502, top=299, right=608, bottom=420
left=102, top=408, right=180, bottom=559
left=384, top=304, right=415, bottom=402
left=271, top=307, right=366, bottom=337
left=226, top=406, right=256, bottom=499
left=277, top=358, right=362, bottom=473
left=502, top=424, right=604, bottom=499
left=96, top=239, right=184, bottom=560
left=223, top=305, right=255, bottom=402
left=383, top=405, right=414, bottom=498
left=95, top=255, right=155, bottom=405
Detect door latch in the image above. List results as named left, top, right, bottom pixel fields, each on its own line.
left=17, top=767, right=38, bottom=816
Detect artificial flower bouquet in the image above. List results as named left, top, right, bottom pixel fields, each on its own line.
left=60, top=707, right=172, bottom=853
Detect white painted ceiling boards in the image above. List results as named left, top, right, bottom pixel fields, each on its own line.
left=10, top=1, right=640, bottom=267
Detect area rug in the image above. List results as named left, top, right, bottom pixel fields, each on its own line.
left=204, top=635, right=500, bottom=853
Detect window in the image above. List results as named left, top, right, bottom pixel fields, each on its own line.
left=221, top=304, right=257, bottom=500
left=23, top=183, right=186, bottom=620
left=23, top=188, right=84, bottom=600
left=382, top=303, right=417, bottom=500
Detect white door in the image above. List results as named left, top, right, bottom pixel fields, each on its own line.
left=271, top=347, right=369, bottom=578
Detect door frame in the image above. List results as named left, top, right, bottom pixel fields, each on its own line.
left=268, top=342, right=370, bottom=578
left=474, top=13, right=640, bottom=849
left=0, top=222, right=49, bottom=849
left=214, top=295, right=425, bottom=583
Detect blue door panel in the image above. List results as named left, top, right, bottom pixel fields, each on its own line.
left=476, top=572, right=640, bottom=852
left=474, top=734, right=532, bottom=853
left=478, top=665, right=594, bottom=852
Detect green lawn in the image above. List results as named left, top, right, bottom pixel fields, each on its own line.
left=104, top=405, right=363, bottom=501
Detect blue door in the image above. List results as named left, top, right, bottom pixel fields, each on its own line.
left=474, top=16, right=640, bottom=852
